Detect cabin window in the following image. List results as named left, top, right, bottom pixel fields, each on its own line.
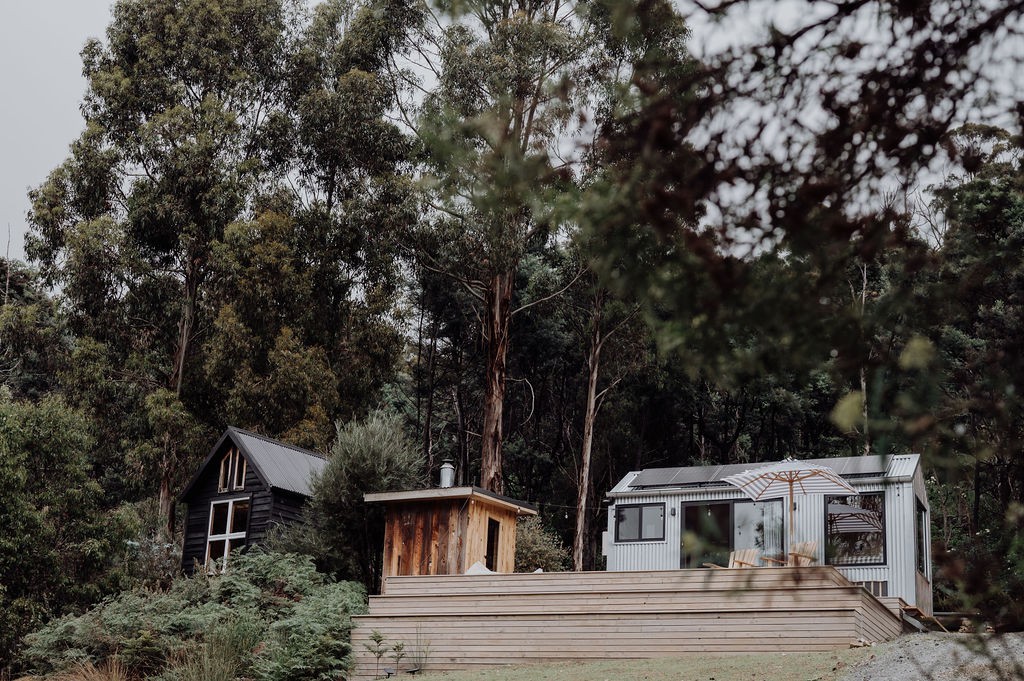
left=615, top=503, right=665, bottom=542
left=218, top=453, right=231, bottom=492
left=206, top=497, right=250, bottom=572
left=915, top=499, right=928, bottom=576
left=825, top=493, right=885, bottom=566
left=218, top=448, right=245, bottom=493
left=233, top=455, right=247, bottom=490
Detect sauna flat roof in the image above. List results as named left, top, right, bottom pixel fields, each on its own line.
left=364, top=486, right=539, bottom=516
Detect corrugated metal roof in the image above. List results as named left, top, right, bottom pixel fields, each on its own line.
left=624, top=454, right=918, bottom=491
left=232, top=428, right=327, bottom=496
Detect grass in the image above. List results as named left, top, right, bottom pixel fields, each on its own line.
left=413, top=648, right=878, bottom=681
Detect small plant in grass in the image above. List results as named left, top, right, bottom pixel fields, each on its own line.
left=407, top=627, right=432, bottom=671
left=390, top=641, right=406, bottom=671
left=364, top=630, right=388, bottom=679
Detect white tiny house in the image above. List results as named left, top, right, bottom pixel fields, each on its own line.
left=603, top=454, right=932, bottom=615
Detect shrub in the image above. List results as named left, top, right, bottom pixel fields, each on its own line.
left=271, top=411, right=425, bottom=591
left=515, top=516, right=570, bottom=572
left=253, top=581, right=367, bottom=681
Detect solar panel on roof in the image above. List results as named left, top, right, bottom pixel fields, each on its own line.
left=835, top=455, right=888, bottom=475
left=626, top=455, right=894, bottom=490
left=631, top=467, right=684, bottom=487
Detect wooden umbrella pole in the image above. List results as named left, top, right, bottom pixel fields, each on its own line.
left=789, top=480, right=795, bottom=536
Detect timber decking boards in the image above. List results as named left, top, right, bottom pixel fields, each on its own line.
left=350, top=567, right=902, bottom=680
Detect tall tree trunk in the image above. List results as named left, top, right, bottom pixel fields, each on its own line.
left=159, top=431, right=175, bottom=539
left=163, top=262, right=199, bottom=536
left=574, top=304, right=603, bottom=571
left=860, top=366, right=870, bottom=455
left=857, top=263, right=870, bottom=456
left=423, top=327, right=438, bottom=476
left=481, top=270, right=514, bottom=493
left=169, top=269, right=198, bottom=396
left=453, top=384, right=469, bottom=486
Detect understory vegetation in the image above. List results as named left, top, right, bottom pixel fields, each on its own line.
left=20, top=550, right=365, bottom=681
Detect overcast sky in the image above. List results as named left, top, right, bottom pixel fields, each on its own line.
left=1, top=2, right=114, bottom=262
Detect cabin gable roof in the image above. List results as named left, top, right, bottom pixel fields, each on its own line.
left=179, top=427, right=327, bottom=502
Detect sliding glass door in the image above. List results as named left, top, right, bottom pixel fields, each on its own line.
left=681, top=499, right=784, bottom=568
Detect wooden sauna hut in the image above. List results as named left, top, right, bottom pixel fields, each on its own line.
left=364, top=469, right=538, bottom=579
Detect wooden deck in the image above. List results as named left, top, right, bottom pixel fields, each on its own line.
left=349, top=567, right=902, bottom=679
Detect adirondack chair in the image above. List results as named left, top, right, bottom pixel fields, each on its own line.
left=788, top=541, right=818, bottom=566
left=762, top=541, right=818, bottom=567
left=703, top=548, right=760, bottom=569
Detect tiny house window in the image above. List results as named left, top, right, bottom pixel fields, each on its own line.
left=915, top=499, right=928, bottom=576
left=680, top=500, right=783, bottom=568
left=615, top=503, right=665, bottom=542
left=206, top=498, right=249, bottom=572
left=825, top=493, right=885, bottom=566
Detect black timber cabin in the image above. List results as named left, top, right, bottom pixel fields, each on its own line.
left=178, top=427, right=327, bottom=573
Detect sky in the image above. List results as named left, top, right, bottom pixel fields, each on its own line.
left=0, top=1, right=114, bottom=262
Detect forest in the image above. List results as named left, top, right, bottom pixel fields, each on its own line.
left=1, top=0, right=1023, bottom=677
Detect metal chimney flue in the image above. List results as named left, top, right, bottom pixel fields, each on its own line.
left=439, top=458, right=455, bottom=488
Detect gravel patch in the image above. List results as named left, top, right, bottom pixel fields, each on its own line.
left=839, top=633, right=1024, bottom=681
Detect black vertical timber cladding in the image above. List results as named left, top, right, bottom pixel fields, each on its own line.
left=269, top=490, right=308, bottom=526
left=180, top=449, right=308, bottom=573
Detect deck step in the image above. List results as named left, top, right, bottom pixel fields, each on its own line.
left=350, top=568, right=902, bottom=680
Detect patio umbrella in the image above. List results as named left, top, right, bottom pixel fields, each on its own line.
left=722, top=458, right=857, bottom=535
left=827, top=502, right=882, bottom=534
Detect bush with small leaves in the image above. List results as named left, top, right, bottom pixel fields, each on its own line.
left=515, top=516, right=570, bottom=573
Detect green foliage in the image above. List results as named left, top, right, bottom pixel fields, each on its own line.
left=253, top=581, right=366, bottom=681
left=22, top=550, right=366, bottom=679
left=5, top=6, right=1024, bottom=676
left=272, top=411, right=425, bottom=591
left=0, top=391, right=135, bottom=669
left=0, top=260, right=69, bottom=400
left=514, top=516, right=570, bottom=573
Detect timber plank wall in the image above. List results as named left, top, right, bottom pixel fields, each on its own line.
left=350, top=567, right=902, bottom=679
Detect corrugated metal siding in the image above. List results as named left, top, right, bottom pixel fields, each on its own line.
left=605, top=492, right=681, bottom=571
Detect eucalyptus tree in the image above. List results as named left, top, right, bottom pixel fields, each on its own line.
left=392, top=0, right=696, bottom=494
left=27, top=0, right=300, bottom=533
left=919, top=127, right=1024, bottom=626
left=557, top=241, right=647, bottom=571
left=26, top=0, right=414, bottom=533
left=200, top=0, right=417, bottom=449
